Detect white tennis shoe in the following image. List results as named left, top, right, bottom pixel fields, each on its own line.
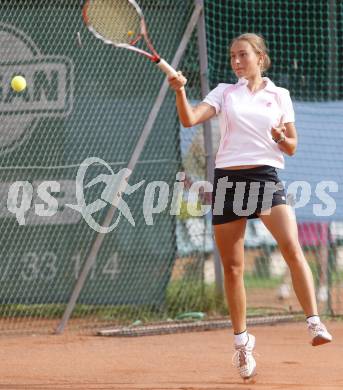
left=232, top=334, right=256, bottom=379
left=308, top=322, right=332, bottom=346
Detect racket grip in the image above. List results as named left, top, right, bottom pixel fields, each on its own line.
left=156, top=58, right=178, bottom=78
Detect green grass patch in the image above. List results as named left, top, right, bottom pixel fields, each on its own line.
left=0, top=276, right=296, bottom=326
left=165, top=280, right=227, bottom=318
left=244, top=273, right=283, bottom=289
left=0, top=281, right=228, bottom=324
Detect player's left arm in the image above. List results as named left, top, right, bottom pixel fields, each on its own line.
left=272, top=122, right=298, bottom=156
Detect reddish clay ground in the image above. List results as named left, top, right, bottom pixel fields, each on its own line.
left=0, top=320, right=341, bottom=390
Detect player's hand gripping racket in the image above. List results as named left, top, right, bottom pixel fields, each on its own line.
left=82, top=0, right=178, bottom=78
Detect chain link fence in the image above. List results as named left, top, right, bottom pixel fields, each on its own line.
left=0, top=0, right=342, bottom=335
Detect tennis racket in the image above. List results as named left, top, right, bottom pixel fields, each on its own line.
left=82, top=0, right=178, bottom=77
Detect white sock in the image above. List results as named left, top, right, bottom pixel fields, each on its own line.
left=234, top=330, right=248, bottom=345
left=306, top=315, right=321, bottom=325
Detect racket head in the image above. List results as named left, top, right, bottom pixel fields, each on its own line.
left=82, top=0, right=143, bottom=46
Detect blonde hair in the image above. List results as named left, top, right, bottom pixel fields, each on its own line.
left=230, top=33, right=271, bottom=73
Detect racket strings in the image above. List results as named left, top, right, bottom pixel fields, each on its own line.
left=86, top=0, right=141, bottom=45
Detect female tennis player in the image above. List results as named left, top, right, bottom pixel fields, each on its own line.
left=168, top=33, right=332, bottom=380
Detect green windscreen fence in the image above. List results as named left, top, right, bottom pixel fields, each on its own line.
left=0, top=0, right=342, bottom=334
left=0, top=0, right=200, bottom=333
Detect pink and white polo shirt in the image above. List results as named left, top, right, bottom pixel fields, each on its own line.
left=203, top=77, right=295, bottom=169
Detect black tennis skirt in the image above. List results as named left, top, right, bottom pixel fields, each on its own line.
left=211, top=165, right=286, bottom=225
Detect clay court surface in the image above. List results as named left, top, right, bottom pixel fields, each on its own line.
left=0, top=320, right=341, bottom=390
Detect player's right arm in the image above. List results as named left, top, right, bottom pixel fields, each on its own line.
left=168, top=72, right=216, bottom=127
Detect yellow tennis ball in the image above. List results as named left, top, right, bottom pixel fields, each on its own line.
left=11, top=75, right=27, bottom=92
left=127, top=30, right=135, bottom=37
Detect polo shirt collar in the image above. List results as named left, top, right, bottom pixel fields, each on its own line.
left=237, top=77, right=278, bottom=92
left=263, top=77, right=278, bottom=92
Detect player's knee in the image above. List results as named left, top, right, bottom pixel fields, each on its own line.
left=280, top=241, right=303, bottom=264
left=222, top=260, right=244, bottom=280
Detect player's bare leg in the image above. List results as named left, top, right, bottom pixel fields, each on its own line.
left=258, top=204, right=332, bottom=345
left=214, top=218, right=257, bottom=379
